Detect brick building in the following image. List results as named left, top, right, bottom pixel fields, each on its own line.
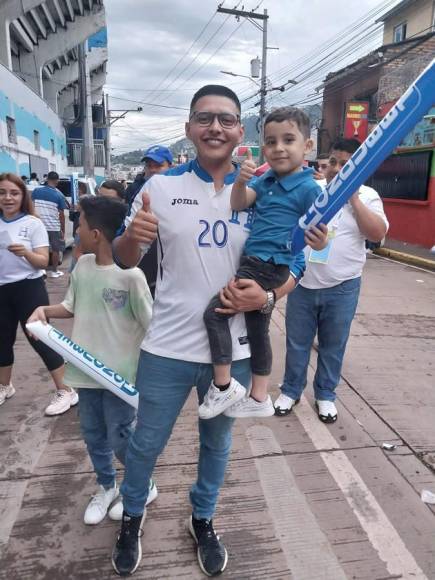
left=319, top=0, right=435, bottom=248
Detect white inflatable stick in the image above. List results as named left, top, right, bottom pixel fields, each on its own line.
left=26, top=321, right=139, bottom=409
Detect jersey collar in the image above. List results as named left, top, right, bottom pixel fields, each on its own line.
left=192, top=158, right=239, bottom=185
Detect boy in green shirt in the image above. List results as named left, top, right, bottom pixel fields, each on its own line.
left=28, top=196, right=155, bottom=525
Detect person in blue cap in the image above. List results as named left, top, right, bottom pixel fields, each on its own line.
left=125, top=145, right=173, bottom=207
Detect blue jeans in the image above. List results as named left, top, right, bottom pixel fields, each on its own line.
left=281, top=277, right=361, bottom=402
left=120, top=351, right=251, bottom=518
left=78, top=388, right=136, bottom=489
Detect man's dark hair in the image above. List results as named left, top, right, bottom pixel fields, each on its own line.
left=47, top=171, right=59, bottom=181
left=330, top=138, right=360, bottom=155
left=317, top=153, right=329, bottom=160
left=80, top=195, right=127, bottom=242
left=100, top=179, right=125, bottom=200
left=30, top=172, right=37, bottom=179
left=190, top=85, right=241, bottom=113
left=264, top=107, right=311, bottom=139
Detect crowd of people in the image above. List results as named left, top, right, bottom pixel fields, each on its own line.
left=0, top=83, right=387, bottom=577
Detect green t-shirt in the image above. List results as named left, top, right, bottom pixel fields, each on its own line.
left=62, top=254, right=152, bottom=389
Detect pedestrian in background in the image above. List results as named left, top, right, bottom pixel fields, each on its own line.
left=0, top=173, right=76, bottom=416
left=274, top=138, right=389, bottom=423
left=32, top=171, right=68, bottom=278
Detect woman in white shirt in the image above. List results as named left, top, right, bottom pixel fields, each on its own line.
left=0, top=173, right=76, bottom=415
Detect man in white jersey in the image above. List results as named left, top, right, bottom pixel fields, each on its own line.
left=274, top=138, right=389, bottom=424
left=110, top=85, right=301, bottom=577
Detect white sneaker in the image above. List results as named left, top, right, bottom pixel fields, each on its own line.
left=274, top=393, right=300, bottom=416
left=316, top=400, right=338, bottom=423
left=224, top=395, right=275, bottom=418
left=84, top=484, right=119, bottom=525
left=45, top=389, right=79, bottom=416
left=47, top=270, right=64, bottom=278
left=109, top=479, right=158, bottom=521
left=198, top=378, right=246, bottom=420
left=0, top=383, right=16, bottom=406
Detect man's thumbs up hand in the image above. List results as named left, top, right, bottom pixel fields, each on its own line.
left=125, top=190, right=158, bottom=246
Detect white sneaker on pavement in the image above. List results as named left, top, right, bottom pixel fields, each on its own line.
left=47, top=270, right=64, bottom=278
left=0, top=383, right=16, bottom=406
left=316, top=400, right=338, bottom=423
left=84, top=484, right=119, bottom=525
left=274, top=393, right=300, bottom=416
left=224, top=395, right=275, bottom=418
left=198, top=378, right=246, bottom=420
left=45, top=389, right=79, bottom=416
left=109, top=479, right=158, bottom=521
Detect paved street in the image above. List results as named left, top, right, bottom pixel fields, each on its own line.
left=1, top=254, right=435, bottom=580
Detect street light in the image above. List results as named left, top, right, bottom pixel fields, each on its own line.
left=220, top=70, right=260, bottom=87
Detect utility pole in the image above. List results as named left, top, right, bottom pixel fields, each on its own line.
left=104, top=92, right=111, bottom=177
left=217, top=6, right=269, bottom=163
left=78, top=41, right=95, bottom=178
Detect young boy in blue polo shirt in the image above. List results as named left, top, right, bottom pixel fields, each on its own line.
left=200, top=106, right=325, bottom=420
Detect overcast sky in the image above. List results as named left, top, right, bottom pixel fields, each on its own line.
left=104, top=0, right=400, bottom=154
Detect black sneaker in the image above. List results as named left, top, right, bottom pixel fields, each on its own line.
left=188, top=515, right=228, bottom=576
left=112, top=511, right=145, bottom=576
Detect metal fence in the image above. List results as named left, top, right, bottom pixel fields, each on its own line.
left=67, top=140, right=106, bottom=167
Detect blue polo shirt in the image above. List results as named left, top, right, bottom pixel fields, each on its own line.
left=245, top=167, right=321, bottom=269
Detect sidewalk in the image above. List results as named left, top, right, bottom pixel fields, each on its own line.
left=375, top=238, right=435, bottom=270
left=1, top=255, right=435, bottom=579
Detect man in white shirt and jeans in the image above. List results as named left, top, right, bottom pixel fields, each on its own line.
left=110, top=85, right=306, bottom=577
left=274, top=138, right=389, bottom=424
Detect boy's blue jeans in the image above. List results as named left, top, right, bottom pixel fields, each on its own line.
left=78, top=388, right=136, bottom=489
left=281, top=277, right=361, bottom=402
left=120, top=351, right=251, bottom=518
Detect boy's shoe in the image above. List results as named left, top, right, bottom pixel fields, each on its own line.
left=199, top=378, right=246, bottom=420
left=109, top=479, right=158, bottom=521
left=112, top=511, right=145, bottom=576
left=224, top=395, right=275, bottom=418
left=316, top=400, right=338, bottom=423
left=84, top=484, right=119, bottom=525
left=274, top=393, right=300, bottom=416
left=0, top=383, right=15, bottom=406
left=47, top=270, right=64, bottom=278
left=45, top=389, right=79, bottom=416
left=188, top=515, right=228, bottom=577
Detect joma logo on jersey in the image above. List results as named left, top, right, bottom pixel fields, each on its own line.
left=171, top=198, right=199, bottom=206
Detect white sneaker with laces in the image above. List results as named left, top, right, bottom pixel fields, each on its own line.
left=274, top=393, right=300, bottom=416
left=316, top=400, right=338, bottom=423
left=224, top=395, right=275, bottom=418
left=84, top=484, right=119, bottom=525
left=109, top=479, right=158, bottom=521
left=198, top=378, right=246, bottom=420
left=45, top=389, right=79, bottom=416
left=0, top=383, right=16, bottom=406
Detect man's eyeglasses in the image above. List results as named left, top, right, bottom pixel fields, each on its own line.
left=189, top=111, right=240, bottom=129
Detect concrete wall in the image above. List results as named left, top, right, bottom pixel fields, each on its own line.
left=383, top=0, right=434, bottom=43
left=0, top=62, right=67, bottom=177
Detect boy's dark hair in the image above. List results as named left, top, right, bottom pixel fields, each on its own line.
left=264, top=107, right=311, bottom=139
left=30, top=172, right=38, bottom=179
left=47, top=171, right=59, bottom=181
left=80, top=195, right=127, bottom=242
left=100, top=179, right=125, bottom=200
left=330, top=138, right=360, bottom=155
left=190, top=85, right=241, bottom=113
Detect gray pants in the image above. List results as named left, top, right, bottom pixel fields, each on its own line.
left=204, top=255, right=289, bottom=376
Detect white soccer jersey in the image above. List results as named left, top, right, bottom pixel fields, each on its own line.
left=125, top=159, right=252, bottom=363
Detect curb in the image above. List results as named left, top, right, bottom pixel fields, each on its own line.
left=374, top=247, right=435, bottom=271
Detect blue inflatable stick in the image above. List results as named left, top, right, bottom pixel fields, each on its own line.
left=290, top=58, right=435, bottom=255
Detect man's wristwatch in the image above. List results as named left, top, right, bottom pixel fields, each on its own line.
left=260, top=290, right=276, bottom=314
